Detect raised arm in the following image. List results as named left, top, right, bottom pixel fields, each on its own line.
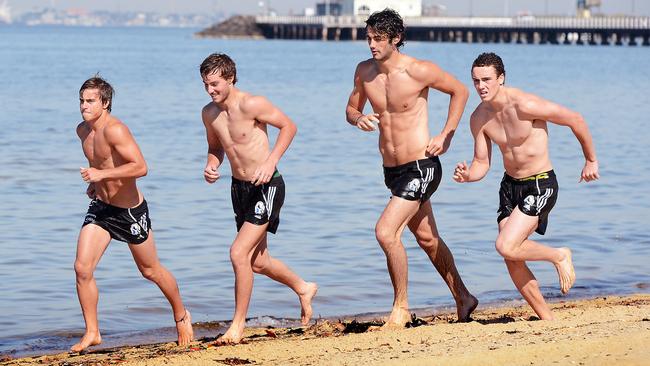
left=244, top=95, right=297, bottom=185
left=520, top=96, right=599, bottom=182
left=414, top=61, right=469, bottom=155
left=346, top=62, right=379, bottom=132
left=453, top=111, right=492, bottom=183
left=80, top=122, right=147, bottom=183
left=201, top=105, right=225, bottom=184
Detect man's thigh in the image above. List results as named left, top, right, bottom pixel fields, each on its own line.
left=76, top=224, right=112, bottom=268
left=377, top=196, right=422, bottom=235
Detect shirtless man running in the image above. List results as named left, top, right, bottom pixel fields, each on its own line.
left=199, top=53, right=317, bottom=344
left=345, top=9, right=478, bottom=326
left=73, top=76, right=193, bottom=352
left=453, top=53, right=599, bottom=320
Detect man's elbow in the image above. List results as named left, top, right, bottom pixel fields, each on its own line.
left=137, top=163, right=148, bottom=178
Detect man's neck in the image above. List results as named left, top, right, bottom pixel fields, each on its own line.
left=86, top=112, right=109, bottom=131
left=487, top=87, right=509, bottom=111
left=215, top=87, right=239, bottom=112
left=375, top=51, right=402, bottom=74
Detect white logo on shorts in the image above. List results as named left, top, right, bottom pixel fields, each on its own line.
left=254, top=201, right=266, bottom=218
left=130, top=223, right=142, bottom=236
left=523, top=195, right=536, bottom=211
left=407, top=178, right=421, bottom=193
left=139, top=213, right=148, bottom=232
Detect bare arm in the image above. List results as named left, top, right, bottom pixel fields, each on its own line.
left=345, top=62, right=379, bottom=132
left=454, top=112, right=492, bottom=183
left=520, top=97, right=599, bottom=182
left=76, top=122, right=95, bottom=197
left=201, top=105, right=225, bottom=183
left=80, top=123, right=147, bottom=183
left=415, top=61, right=469, bottom=155
left=245, top=95, right=297, bottom=185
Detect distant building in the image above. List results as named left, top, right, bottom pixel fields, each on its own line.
left=0, top=0, right=12, bottom=24
left=316, top=2, right=343, bottom=16
left=340, top=0, right=422, bottom=17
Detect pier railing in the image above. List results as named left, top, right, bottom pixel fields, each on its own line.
left=255, top=15, right=650, bottom=45
left=256, top=15, right=650, bottom=30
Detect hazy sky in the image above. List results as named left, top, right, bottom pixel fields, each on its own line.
left=8, top=0, right=650, bottom=17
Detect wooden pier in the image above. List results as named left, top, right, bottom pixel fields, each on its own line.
left=255, top=15, right=650, bottom=46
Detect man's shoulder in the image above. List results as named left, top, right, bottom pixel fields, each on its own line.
left=508, top=88, right=546, bottom=114
left=103, top=117, right=132, bottom=140
left=239, top=92, right=271, bottom=115
left=470, top=103, right=492, bottom=126
left=76, top=121, right=89, bottom=139
left=405, top=56, right=441, bottom=83
left=355, top=59, right=376, bottom=77
left=202, top=101, right=219, bottom=116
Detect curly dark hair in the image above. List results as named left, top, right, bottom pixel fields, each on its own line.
left=200, top=53, right=238, bottom=84
left=79, top=75, right=114, bottom=112
left=365, top=8, right=406, bottom=49
left=472, top=52, right=506, bottom=80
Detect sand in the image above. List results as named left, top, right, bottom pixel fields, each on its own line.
left=4, top=294, right=649, bottom=366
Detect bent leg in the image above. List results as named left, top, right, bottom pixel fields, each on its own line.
left=375, top=197, right=421, bottom=327
left=408, top=202, right=478, bottom=322
left=251, top=237, right=317, bottom=325
left=496, top=208, right=575, bottom=293
left=72, top=224, right=111, bottom=352
left=504, top=259, right=554, bottom=320
left=128, top=230, right=193, bottom=346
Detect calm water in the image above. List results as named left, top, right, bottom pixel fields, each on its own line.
left=0, top=25, right=648, bottom=357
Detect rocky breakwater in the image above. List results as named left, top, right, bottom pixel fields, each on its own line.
left=195, top=15, right=264, bottom=39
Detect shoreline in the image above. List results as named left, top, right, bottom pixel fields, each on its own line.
left=4, top=294, right=649, bottom=365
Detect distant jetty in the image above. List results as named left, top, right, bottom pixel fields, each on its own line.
left=195, top=15, right=263, bottom=39
left=198, top=15, right=650, bottom=46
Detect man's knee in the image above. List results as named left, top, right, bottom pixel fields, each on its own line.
left=416, top=234, right=440, bottom=251
left=375, top=224, right=399, bottom=249
left=495, top=236, right=517, bottom=259
left=138, top=265, right=162, bottom=282
left=74, top=260, right=94, bottom=282
left=251, top=258, right=270, bottom=274
left=229, top=245, right=249, bottom=267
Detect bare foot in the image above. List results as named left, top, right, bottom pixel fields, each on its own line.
left=175, top=309, right=193, bottom=346
left=70, top=331, right=101, bottom=353
left=382, top=306, right=411, bottom=328
left=299, top=282, right=318, bottom=325
left=214, top=322, right=245, bottom=345
left=457, top=294, right=479, bottom=322
left=555, top=247, right=575, bottom=294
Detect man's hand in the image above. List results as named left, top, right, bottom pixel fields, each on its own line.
left=252, top=159, right=276, bottom=186
left=580, top=160, right=600, bottom=183
left=426, top=132, right=453, bottom=156
left=355, top=113, right=380, bottom=132
left=453, top=161, right=470, bottom=183
left=86, top=183, right=96, bottom=199
left=204, top=165, right=220, bottom=184
left=80, top=167, right=104, bottom=183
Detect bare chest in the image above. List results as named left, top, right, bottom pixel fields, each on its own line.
left=363, top=72, right=425, bottom=112
left=485, top=111, right=540, bottom=148
left=83, top=132, right=113, bottom=168
left=210, top=113, right=264, bottom=147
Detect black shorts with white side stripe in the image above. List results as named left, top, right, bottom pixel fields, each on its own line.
left=497, top=170, right=559, bottom=235
left=383, top=156, right=443, bottom=203
left=82, top=198, right=152, bottom=244
left=231, top=172, right=285, bottom=234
